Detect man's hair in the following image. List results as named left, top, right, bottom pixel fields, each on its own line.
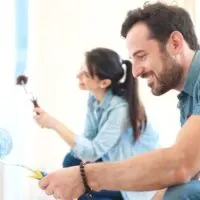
left=121, top=2, right=199, bottom=50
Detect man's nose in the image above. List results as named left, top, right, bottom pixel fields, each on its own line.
left=132, top=64, right=144, bottom=78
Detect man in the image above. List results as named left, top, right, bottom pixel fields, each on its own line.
left=39, top=2, right=200, bottom=200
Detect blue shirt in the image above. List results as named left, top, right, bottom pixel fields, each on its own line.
left=72, top=90, right=159, bottom=200
left=178, top=50, right=200, bottom=125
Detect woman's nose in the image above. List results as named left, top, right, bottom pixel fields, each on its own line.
left=76, top=70, right=83, bottom=79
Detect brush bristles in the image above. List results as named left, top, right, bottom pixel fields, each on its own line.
left=16, top=75, right=28, bottom=85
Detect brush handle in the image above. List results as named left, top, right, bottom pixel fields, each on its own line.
left=31, top=170, right=48, bottom=180
left=32, top=100, right=40, bottom=115
left=32, top=99, right=39, bottom=108
left=36, top=171, right=48, bottom=180
left=41, top=171, right=48, bottom=177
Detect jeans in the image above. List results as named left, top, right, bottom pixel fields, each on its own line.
left=163, top=180, right=200, bottom=200
left=63, top=152, right=123, bottom=200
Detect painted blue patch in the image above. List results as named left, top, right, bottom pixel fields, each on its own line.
left=15, top=0, right=28, bottom=77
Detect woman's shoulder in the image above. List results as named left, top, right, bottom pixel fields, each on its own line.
left=140, top=118, right=160, bottom=142
left=86, top=92, right=128, bottom=110
left=110, top=94, right=128, bottom=108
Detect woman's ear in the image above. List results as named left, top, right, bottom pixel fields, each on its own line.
left=100, top=79, right=111, bottom=88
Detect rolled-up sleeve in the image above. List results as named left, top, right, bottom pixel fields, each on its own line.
left=193, top=103, right=200, bottom=115
left=72, top=104, right=128, bottom=162
left=193, top=80, right=200, bottom=115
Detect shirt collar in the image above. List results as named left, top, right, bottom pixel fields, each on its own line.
left=180, top=50, right=200, bottom=97
left=92, top=89, right=113, bottom=110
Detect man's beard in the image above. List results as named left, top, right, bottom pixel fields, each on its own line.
left=152, top=51, right=183, bottom=96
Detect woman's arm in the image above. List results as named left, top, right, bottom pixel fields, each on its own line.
left=71, top=104, right=129, bottom=161
left=34, top=103, right=128, bottom=162
left=34, top=107, right=76, bottom=147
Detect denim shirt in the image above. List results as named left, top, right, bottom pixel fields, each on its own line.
left=72, top=90, right=159, bottom=200
left=178, top=51, right=200, bottom=126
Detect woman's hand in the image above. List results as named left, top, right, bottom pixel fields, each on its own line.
left=34, top=107, right=58, bottom=129
left=34, top=107, right=76, bottom=147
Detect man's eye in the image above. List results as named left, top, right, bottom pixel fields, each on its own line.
left=137, top=55, right=146, bottom=61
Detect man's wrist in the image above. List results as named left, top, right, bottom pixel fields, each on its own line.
left=80, top=162, right=92, bottom=192
left=84, top=163, right=103, bottom=191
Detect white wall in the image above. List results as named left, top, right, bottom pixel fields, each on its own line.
left=195, top=0, right=200, bottom=38
left=0, top=0, right=15, bottom=199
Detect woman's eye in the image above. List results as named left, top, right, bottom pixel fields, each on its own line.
left=84, top=72, right=90, bottom=78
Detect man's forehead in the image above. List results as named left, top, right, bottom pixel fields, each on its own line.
left=127, top=22, right=150, bottom=40
left=126, top=23, right=151, bottom=52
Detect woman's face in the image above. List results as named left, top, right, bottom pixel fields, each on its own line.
left=76, top=65, right=102, bottom=92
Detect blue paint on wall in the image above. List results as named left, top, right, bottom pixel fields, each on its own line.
left=15, top=0, right=28, bottom=77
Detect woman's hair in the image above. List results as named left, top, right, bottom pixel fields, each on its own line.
left=85, top=47, right=147, bottom=140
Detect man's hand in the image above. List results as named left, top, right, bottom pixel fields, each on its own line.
left=39, top=166, right=85, bottom=200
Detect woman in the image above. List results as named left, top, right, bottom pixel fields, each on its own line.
left=34, top=47, right=159, bottom=200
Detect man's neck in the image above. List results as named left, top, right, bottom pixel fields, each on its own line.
left=175, top=49, right=196, bottom=91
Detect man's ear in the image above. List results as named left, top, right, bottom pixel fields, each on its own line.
left=167, top=31, right=184, bottom=55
